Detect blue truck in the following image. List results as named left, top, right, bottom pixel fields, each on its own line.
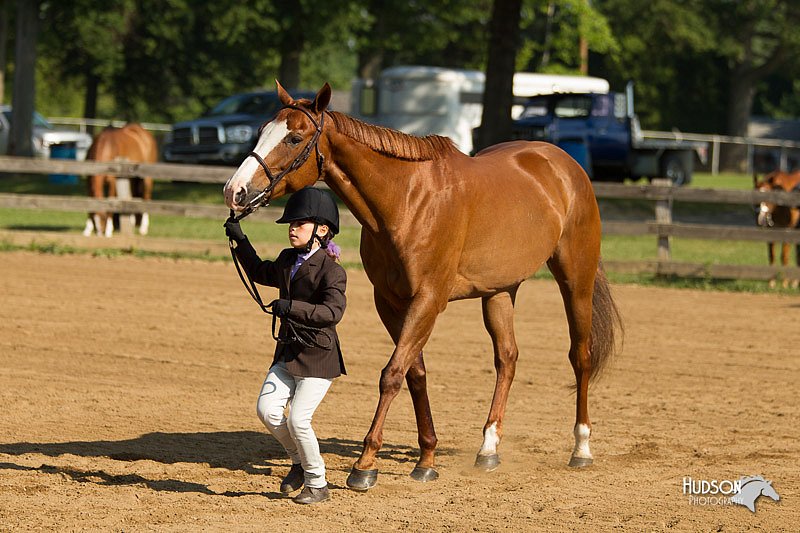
left=509, top=83, right=707, bottom=185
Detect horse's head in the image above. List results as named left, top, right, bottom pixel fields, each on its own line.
left=761, top=480, right=780, bottom=501
left=223, top=81, right=332, bottom=214
left=754, top=172, right=779, bottom=227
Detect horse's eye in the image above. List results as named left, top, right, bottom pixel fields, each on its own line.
left=286, top=134, right=303, bottom=146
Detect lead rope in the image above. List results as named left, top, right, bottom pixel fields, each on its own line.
left=227, top=212, right=333, bottom=350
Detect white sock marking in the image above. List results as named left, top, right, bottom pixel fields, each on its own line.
left=139, top=213, right=149, bottom=235
left=572, top=423, right=592, bottom=459
left=479, top=422, right=500, bottom=456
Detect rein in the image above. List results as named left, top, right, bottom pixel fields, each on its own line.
left=228, top=228, right=333, bottom=350
left=233, top=105, right=326, bottom=221
left=226, top=104, right=331, bottom=349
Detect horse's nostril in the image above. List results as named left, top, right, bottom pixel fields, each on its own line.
left=235, top=188, right=246, bottom=206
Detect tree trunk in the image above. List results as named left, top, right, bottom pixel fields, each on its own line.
left=278, top=16, right=303, bottom=90
left=357, top=2, right=385, bottom=80
left=475, top=0, right=522, bottom=152
left=84, top=70, right=99, bottom=136
left=721, top=68, right=756, bottom=171
left=11, top=0, right=39, bottom=156
left=0, top=0, right=9, bottom=105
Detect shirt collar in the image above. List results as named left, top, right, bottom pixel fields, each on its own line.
left=296, top=246, right=321, bottom=262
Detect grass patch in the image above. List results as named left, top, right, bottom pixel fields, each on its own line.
left=689, top=172, right=755, bottom=190
left=600, top=234, right=770, bottom=266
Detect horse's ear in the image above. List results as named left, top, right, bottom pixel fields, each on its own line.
left=276, top=80, right=293, bottom=106
left=312, top=83, right=332, bottom=114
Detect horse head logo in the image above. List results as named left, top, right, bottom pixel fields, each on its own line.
left=730, top=475, right=780, bottom=513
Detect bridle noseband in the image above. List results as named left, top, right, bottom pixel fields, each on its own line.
left=234, top=105, right=326, bottom=221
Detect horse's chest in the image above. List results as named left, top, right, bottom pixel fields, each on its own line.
left=361, top=241, right=415, bottom=301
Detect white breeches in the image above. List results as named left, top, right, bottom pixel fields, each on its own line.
left=256, top=362, right=332, bottom=488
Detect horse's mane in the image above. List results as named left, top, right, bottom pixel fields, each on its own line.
left=327, top=111, right=458, bottom=161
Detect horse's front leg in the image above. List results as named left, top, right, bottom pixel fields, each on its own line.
left=406, top=351, right=438, bottom=481
left=346, top=293, right=441, bottom=491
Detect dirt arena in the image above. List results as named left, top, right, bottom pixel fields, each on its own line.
left=1, top=251, right=797, bottom=531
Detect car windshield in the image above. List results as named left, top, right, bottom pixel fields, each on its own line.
left=2, top=110, right=54, bottom=129
left=519, top=97, right=550, bottom=119
left=206, top=93, right=281, bottom=117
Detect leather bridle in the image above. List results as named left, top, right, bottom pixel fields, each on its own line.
left=233, top=105, right=326, bottom=221
left=227, top=103, right=332, bottom=349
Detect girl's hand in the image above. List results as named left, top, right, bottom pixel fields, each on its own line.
left=224, top=216, right=246, bottom=241
left=270, top=299, right=292, bottom=317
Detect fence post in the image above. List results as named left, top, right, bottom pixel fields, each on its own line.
left=115, top=176, right=134, bottom=235
left=652, top=178, right=672, bottom=262
left=711, top=136, right=720, bottom=176
left=780, top=142, right=788, bottom=172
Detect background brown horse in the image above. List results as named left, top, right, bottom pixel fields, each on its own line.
left=223, top=83, right=623, bottom=491
left=83, top=123, right=157, bottom=237
left=753, top=170, right=800, bottom=269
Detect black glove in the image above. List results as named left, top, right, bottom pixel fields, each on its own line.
left=270, top=299, right=292, bottom=317
left=224, top=215, right=246, bottom=241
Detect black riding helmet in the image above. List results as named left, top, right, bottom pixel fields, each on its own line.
left=276, top=186, right=340, bottom=235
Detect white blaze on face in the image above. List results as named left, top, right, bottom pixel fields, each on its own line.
left=478, top=422, right=500, bottom=456
left=572, top=423, right=592, bottom=459
left=224, top=119, right=289, bottom=207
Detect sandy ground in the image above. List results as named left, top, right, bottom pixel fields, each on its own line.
left=0, top=251, right=797, bottom=531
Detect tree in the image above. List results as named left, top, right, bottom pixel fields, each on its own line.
left=591, top=0, right=719, bottom=132
left=518, top=0, right=616, bottom=75
left=354, top=0, right=491, bottom=79
left=10, top=0, right=38, bottom=156
left=712, top=0, right=800, bottom=137
left=475, top=0, right=522, bottom=151
left=0, top=0, right=9, bottom=104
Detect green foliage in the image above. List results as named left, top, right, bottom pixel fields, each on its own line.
left=6, top=0, right=800, bottom=135
left=518, top=0, right=617, bottom=74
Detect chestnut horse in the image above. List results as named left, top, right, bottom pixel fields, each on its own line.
left=223, top=83, right=623, bottom=491
left=754, top=170, right=800, bottom=268
left=83, top=123, right=157, bottom=237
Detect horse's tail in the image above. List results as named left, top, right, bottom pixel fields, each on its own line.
left=589, top=261, right=623, bottom=382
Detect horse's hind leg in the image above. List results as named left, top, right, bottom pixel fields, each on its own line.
left=132, top=177, right=152, bottom=235
left=548, top=248, right=598, bottom=468
left=475, top=287, right=519, bottom=471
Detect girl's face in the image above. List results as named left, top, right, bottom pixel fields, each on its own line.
left=288, top=220, right=329, bottom=249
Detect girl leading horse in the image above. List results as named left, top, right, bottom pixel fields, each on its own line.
left=223, top=82, right=623, bottom=491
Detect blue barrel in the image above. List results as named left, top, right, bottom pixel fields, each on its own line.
left=557, top=138, right=592, bottom=178
left=49, top=143, right=78, bottom=184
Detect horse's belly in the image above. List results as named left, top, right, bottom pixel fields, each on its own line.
left=451, top=237, right=558, bottom=299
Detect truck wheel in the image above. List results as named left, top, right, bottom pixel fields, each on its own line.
left=659, top=154, right=689, bottom=186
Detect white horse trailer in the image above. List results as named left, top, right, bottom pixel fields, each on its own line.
left=351, top=66, right=610, bottom=154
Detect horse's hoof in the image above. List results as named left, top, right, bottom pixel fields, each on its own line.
left=568, top=456, right=593, bottom=468
left=474, top=453, right=500, bottom=472
left=409, top=466, right=439, bottom=482
left=346, top=467, right=378, bottom=491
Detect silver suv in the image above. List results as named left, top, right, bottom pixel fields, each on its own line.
left=0, top=105, right=93, bottom=159
left=162, top=90, right=316, bottom=165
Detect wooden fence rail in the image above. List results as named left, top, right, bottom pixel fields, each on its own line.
left=1, top=156, right=799, bottom=281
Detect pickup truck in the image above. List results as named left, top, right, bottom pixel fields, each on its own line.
left=509, top=84, right=707, bottom=185
left=162, top=90, right=316, bottom=165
